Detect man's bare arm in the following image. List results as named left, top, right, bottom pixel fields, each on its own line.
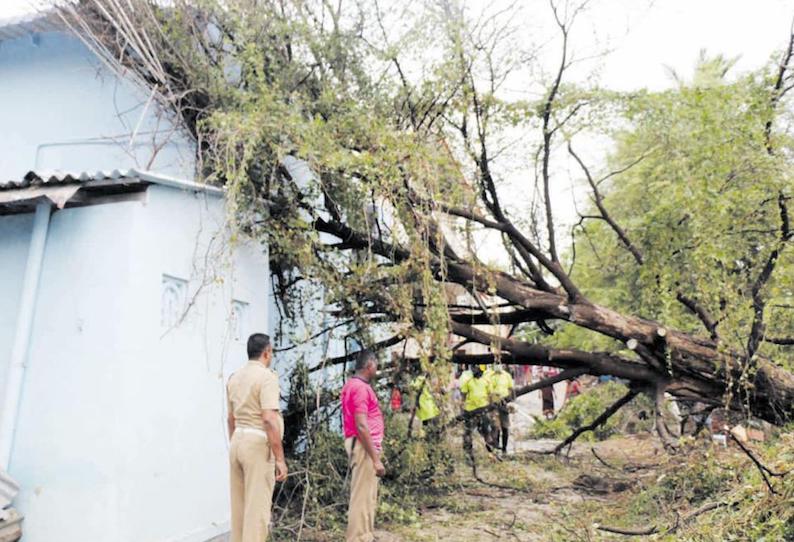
left=261, top=409, right=288, bottom=481
left=354, top=412, right=385, bottom=476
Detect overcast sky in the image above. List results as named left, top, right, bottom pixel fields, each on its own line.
left=4, top=0, right=792, bottom=91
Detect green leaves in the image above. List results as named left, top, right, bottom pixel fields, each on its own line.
left=568, top=59, right=793, bottom=366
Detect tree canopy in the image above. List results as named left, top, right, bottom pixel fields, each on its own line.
left=64, top=0, right=794, bottom=434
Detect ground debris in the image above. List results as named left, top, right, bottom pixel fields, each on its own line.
left=571, top=473, right=632, bottom=495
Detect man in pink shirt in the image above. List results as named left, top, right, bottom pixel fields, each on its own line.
left=340, top=350, right=386, bottom=542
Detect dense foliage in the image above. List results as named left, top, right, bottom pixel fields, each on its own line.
left=556, top=60, right=794, bottom=375
left=67, top=0, right=794, bottom=427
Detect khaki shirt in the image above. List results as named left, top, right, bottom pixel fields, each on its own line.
left=227, top=360, right=284, bottom=437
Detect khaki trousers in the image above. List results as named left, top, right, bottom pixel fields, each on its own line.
left=345, top=437, right=379, bottom=542
left=230, top=431, right=276, bottom=542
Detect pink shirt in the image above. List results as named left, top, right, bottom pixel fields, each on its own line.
left=341, top=376, right=385, bottom=451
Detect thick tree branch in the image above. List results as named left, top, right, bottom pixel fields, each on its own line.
left=764, top=336, right=794, bottom=346
left=568, top=142, right=719, bottom=339
left=676, top=292, right=719, bottom=341
left=449, top=307, right=549, bottom=326
left=448, top=368, right=589, bottom=427
left=315, top=213, right=793, bottom=423
left=449, top=320, right=660, bottom=383
left=307, top=334, right=406, bottom=373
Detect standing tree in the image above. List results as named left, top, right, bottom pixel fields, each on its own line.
left=62, top=0, right=794, bottom=443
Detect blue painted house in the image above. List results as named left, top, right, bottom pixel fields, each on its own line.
left=0, top=11, right=272, bottom=542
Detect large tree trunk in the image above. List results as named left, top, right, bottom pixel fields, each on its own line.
left=444, top=261, right=794, bottom=425
left=314, top=217, right=794, bottom=425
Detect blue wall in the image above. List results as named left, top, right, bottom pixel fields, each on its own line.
left=0, top=28, right=270, bottom=542
left=0, top=31, right=193, bottom=180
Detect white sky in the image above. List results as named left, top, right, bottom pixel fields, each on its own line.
left=3, top=0, right=792, bottom=91
left=591, top=0, right=793, bottom=91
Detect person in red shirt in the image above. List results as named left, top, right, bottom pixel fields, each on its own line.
left=340, top=350, right=386, bottom=542
left=565, top=378, right=582, bottom=403
left=389, top=383, right=403, bottom=412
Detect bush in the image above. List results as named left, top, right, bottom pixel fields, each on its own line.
left=270, top=407, right=457, bottom=540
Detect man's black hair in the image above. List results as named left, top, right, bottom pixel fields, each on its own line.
left=355, top=349, right=377, bottom=371
left=247, top=333, right=272, bottom=360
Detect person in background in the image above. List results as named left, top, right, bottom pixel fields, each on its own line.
left=410, top=373, right=451, bottom=476
left=453, top=365, right=471, bottom=406
left=488, top=364, right=515, bottom=453
left=389, top=382, right=403, bottom=412
left=450, top=370, right=462, bottom=404
left=565, top=377, right=582, bottom=404
left=459, top=365, right=496, bottom=459
left=226, top=333, right=288, bottom=542
left=340, top=350, right=386, bottom=542
left=410, top=374, right=440, bottom=426
left=540, top=367, right=556, bottom=419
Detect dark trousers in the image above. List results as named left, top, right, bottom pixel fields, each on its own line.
left=494, top=404, right=510, bottom=452
left=462, top=408, right=496, bottom=457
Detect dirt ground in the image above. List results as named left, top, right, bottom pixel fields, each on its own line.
left=373, top=432, right=667, bottom=542
left=366, top=386, right=656, bottom=541
left=286, top=388, right=672, bottom=542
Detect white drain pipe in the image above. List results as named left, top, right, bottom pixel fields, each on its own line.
left=0, top=201, right=52, bottom=470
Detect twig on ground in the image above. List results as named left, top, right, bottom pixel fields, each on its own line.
left=726, top=430, right=790, bottom=494
left=661, top=501, right=729, bottom=536
left=595, top=523, right=658, bottom=536
left=468, top=447, right=533, bottom=493
left=590, top=446, right=660, bottom=473
left=596, top=499, right=733, bottom=538
left=590, top=447, right=620, bottom=470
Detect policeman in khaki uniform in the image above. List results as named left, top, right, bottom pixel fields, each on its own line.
left=227, top=333, right=288, bottom=542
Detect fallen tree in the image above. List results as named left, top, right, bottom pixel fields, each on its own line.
left=63, top=0, right=794, bottom=435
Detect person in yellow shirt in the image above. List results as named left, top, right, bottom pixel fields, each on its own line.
left=459, top=365, right=496, bottom=459
left=488, top=364, right=515, bottom=453
left=411, top=375, right=440, bottom=424
left=410, top=374, right=452, bottom=476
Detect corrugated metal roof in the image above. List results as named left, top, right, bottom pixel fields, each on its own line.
left=0, top=10, right=60, bottom=42
left=0, top=169, right=224, bottom=196
left=0, top=169, right=132, bottom=190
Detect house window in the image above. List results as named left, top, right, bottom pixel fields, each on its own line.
left=161, top=275, right=188, bottom=328
left=230, top=300, right=249, bottom=341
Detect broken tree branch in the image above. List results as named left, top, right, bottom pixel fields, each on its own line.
left=548, top=388, right=640, bottom=455
left=727, top=430, right=790, bottom=495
